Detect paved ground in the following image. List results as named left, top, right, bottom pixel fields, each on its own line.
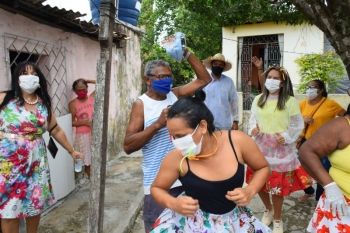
left=34, top=149, right=318, bottom=233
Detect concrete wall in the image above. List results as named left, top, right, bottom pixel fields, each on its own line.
left=0, top=8, right=143, bottom=159
left=108, top=26, right=143, bottom=158
left=222, top=22, right=325, bottom=86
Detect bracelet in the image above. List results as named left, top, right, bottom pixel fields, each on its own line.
left=183, top=51, right=191, bottom=60
left=68, top=148, right=75, bottom=154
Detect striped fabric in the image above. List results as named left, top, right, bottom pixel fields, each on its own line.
left=139, top=92, right=181, bottom=195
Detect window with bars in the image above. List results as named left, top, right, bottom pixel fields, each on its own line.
left=4, top=33, right=68, bottom=116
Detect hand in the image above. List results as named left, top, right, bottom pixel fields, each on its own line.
left=303, top=116, right=314, bottom=124
left=324, top=182, right=348, bottom=218
left=71, top=151, right=84, bottom=163
left=295, top=135, right=304, bottom=150
left=83, top=119, right=92, bottom=126
left=226, top=187, right=254, bottom=206
left=231, top=122, right=239, bottom=130
left=275, top=133, right=285, bottom=144
left=252, top=56, right=263, bottom=70
left=156, top=107, right=170, bottom=127
left=170, top=196, right=199, bottom=217
left=251, top=123, right=260, bottom=136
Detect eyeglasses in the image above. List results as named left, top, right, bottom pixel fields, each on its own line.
left=306, top=86, right=319, bottom=90
left=148, top=74, right=173, bottom=80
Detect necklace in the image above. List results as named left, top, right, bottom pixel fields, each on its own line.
left=24, top=95, right=38, bottom=105
left=179, top=134, right=219, bottom=173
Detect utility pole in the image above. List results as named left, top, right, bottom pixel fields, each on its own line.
left=89, top=0, right=115, bottom=232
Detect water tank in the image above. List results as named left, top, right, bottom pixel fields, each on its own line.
left=89, top=0, right=100, bottom=25
left=89, top=0, right=142, bottom=26
left=118, top=0, right=142, bottom=26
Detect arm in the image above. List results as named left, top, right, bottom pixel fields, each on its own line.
left=252, top=56, right=264, bottom=91
left=230, top=81, right=239, bottom=130
left=172, top=49, right=211, bottom=98
left=0, top=92, right=5, bottom=105
left=85, top=79, right=96, bottom=98
left=337, top=109, right=346, bottom=117
left=123, top=100, right=169, bottom=154
left=299, top=117, right=346, bottom=186
left=280, top=113, right=304, bottom=144
left=68, top=100, right=91, bottom=127
left=226, top=131, right=269, bottom=206
left=151, top=150, right=199, bottom=216
left=48, top=113, right=84, bottom=162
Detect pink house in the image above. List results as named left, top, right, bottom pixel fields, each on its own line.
left=0, top=0, right=142, bottom=201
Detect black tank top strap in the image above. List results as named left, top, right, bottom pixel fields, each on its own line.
left=228, top=130, right=239, bottom=162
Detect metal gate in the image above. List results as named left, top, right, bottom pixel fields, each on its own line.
left=4, top=33, right=68, bottom=116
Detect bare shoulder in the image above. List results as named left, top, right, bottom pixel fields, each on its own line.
left=68, top=99, right=76, bottom=108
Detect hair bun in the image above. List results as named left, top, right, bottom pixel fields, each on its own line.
left=194, top=87, right=206, bottom=102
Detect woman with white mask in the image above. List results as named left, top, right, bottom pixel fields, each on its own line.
left=0, top=61, right=83, bottom=232
left=296, top=80, right=345, bottom=203
left=149, top=88, right=272, bottom=233
left=247, top=65, right=313, bottom=233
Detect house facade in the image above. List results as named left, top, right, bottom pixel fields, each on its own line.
left=222, top=22, right=349, bottom=133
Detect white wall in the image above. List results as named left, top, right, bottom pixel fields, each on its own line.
left=222, top=22, right=325, bottom=86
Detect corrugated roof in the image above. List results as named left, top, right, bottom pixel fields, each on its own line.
left=0, top=0, right=99, bottom=41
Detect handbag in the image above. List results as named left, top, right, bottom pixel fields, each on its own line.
left=296, top=98, right=326, bottom=149
left=47, top=123, right=58, bottom=159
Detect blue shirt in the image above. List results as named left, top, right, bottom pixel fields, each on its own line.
left=203, top=73, right=239, bottom=130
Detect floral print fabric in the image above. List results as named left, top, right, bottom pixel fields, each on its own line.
left=149, top=194, right=272, bottom=233
left=0, top=99, right=54, bottom=218
left=246, top=166, right=313, bottom=197
left=307, top=193, right=350, bottom=232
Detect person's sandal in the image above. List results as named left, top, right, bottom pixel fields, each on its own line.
left=298, top=193, right=314, bottom=203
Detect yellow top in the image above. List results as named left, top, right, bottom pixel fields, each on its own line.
left=329, top=117, right=350, bottom=199
left=299, top=98, right=343, bottom=139
left=253, top=95, right=301, bottom=134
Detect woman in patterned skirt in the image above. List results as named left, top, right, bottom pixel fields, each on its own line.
left=0, top=61, right=83, bottom=232
left=246, top=65, right=313, bottom=233
left=149, top=88, right=272, bottom=233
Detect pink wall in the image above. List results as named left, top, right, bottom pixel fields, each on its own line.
left=0, top=8, right=100, bottom=99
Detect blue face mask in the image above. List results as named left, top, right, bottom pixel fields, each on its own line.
left=151, top=77, right=173, bottom=94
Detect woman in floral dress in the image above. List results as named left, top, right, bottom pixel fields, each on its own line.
left=246, top=65, right=313, bottom=233
left=0, top=61, right=83, bottom=232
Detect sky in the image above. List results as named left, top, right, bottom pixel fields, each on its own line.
left=43, top=0, right=92, bottom=21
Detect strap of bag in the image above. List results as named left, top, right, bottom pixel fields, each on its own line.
left=302, top=98, right=326, bottom=136
left=49, top=123, right=58, bottom=135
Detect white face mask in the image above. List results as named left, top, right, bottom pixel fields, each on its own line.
left=19, top=75, right=40, bottom=94
left=172, top=125, right=203, bottom=156
left=306, top=89, right=319, bottom=100
left=265, top=79, right=281, bottom=93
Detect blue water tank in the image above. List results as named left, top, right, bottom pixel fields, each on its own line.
left=118, top=0, right=141, bottom=26
left=89, top=0, right=142, bottom=26
left=90, top=0, right=100, bottom=25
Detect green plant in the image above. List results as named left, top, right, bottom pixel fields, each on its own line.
left=295, top=51, right=346, bottom=93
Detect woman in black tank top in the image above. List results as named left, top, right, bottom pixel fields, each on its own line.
left=148, top=88, right=272, bottom=233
